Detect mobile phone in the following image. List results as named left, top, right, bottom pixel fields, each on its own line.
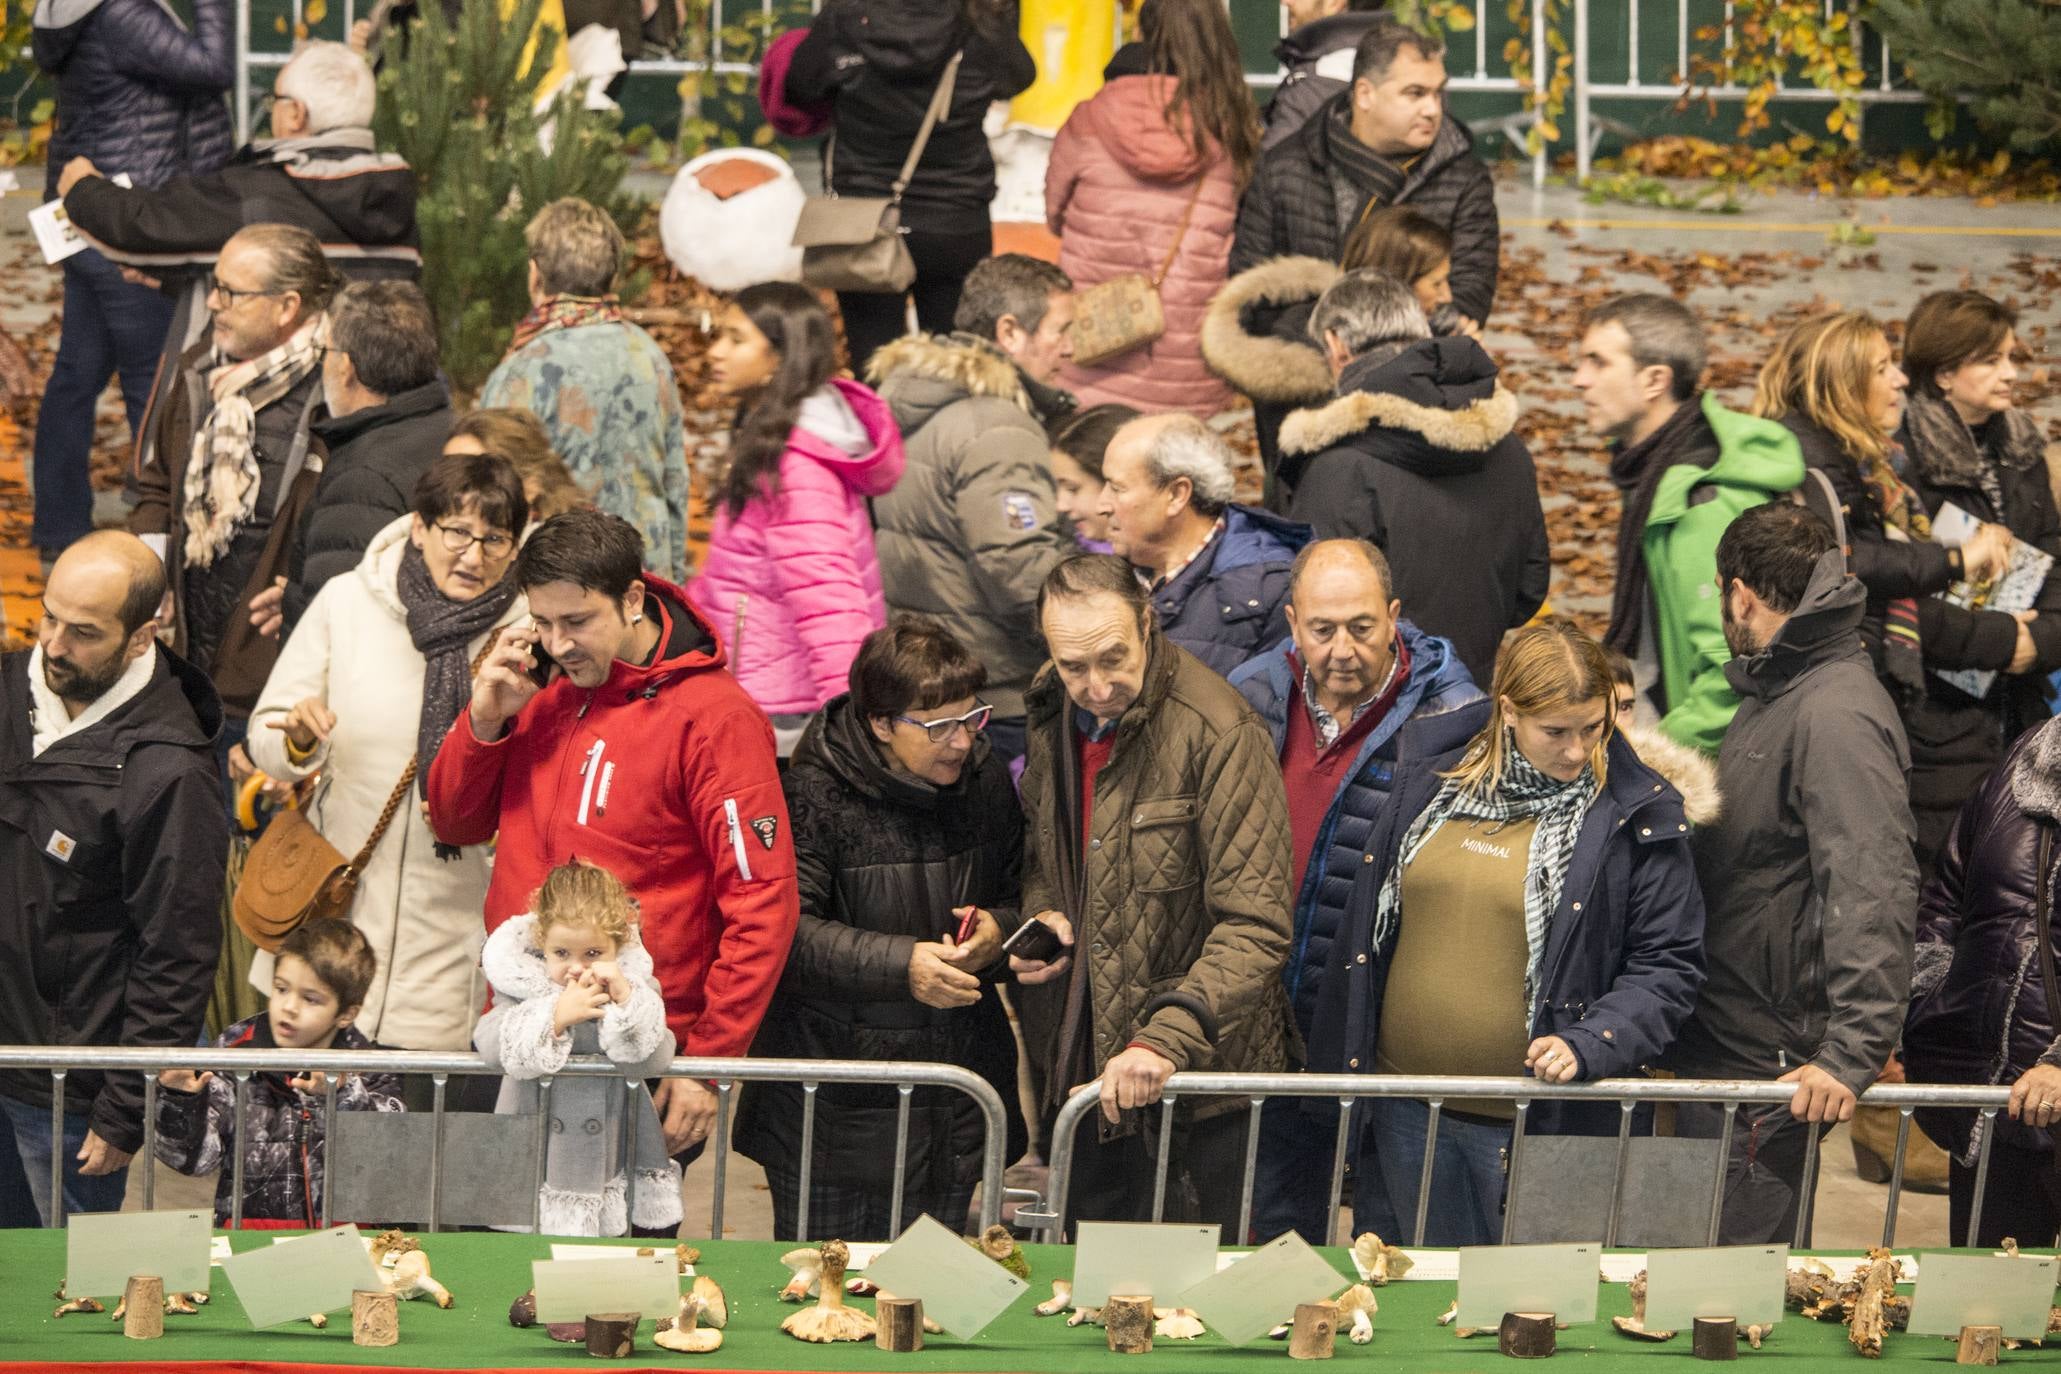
left=1000, top=918, right=1066, bottom=964
left=526, top=642, right=557, bottom=687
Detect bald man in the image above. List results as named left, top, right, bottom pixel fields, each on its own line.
left=0, top=532, right=228, bottom=1225
left=1227, top=538, right=1487, bottom=1244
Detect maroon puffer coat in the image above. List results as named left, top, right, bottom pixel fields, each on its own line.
left=1046, top=71, right=1237, bottom=416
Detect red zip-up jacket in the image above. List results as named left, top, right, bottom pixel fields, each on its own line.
left=427, top=577, right=799, bottom=1059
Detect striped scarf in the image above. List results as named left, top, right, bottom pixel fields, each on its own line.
left=182, top=317, right=325, bottom=567
left=1863, top=440, right=1931, bottom=694
left=1373, top=734, right=1597, bottom=1013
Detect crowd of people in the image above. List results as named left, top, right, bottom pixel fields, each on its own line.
left=5, top=0, right=2059, bottom=1257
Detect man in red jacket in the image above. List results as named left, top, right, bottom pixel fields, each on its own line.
left=428, top=508, right=799, bottom=1156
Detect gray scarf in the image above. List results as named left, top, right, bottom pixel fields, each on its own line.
left=1902, top=389, right=2046, bottom=515
left=396, top=542, right=518, bottom=847
left=1374, top=733, right=1597, bottom=1013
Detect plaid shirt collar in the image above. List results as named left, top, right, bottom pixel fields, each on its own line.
left=1302, top=648, right=1401, bottom=749
left=1145, top=516, right=1228, bottom=591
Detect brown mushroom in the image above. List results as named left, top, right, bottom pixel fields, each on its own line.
left=387, top=1248, right=454, bottom=1307
left=509, top=1289, right=538, bottom=1328
left=1035, top=1279, right=1073, bottom=1318
left=1351, top=1232, right=1414, bottom=1286
left=779, top=1240, right=876, bottom=1343
left=53, top=1297, right=104, bottom=1317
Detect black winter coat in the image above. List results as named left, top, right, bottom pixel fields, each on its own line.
left=1308, top=729, right=1707, bottom=1137
left=735, top=698, right=1029, bottom=1188
left=155, top=1016, right=404, bottom=1227
left=786, top=0, right=1037, bottom=233
left=1905, top=724, right=2061, bottom=1157
left=1153, top=505, right=1312, bottom=678
left=1262, top=12, right=1388, bottom=152
left=1277, top=338, right=1550, bottom=686
left=1898, top=403, right=2061, bottom=875
left=33, top=0, right=235, bottom=200
left=284, top=382, right=452, bottom=633
left=1230, top=92, right=1500, bottom=323
left=0, top=647, right=228, bottom=1153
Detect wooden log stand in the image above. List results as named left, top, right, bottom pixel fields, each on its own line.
left=583, top=1312, right=636, bottom=1358
left=121, top=1276, right=164, bottom=1340
left=1105, top=1295, right=1155, bottom=1354
left=351, top=1290, right=399, bottom=1348
left=1692, top=1316, right=1739, bottom=1361
left=876, top=1296, right=925, bottom=1353
left=1289, top=1300, right=1340, bottom=1360
left=1498, top=1312, right=1557, bottom=1359
left=1956, top=1324, right=2002, bottom=1366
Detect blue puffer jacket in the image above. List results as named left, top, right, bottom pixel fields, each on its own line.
left=1308, top=729, right=1708, bottom=1136
left=1229, top=621, right=1489, bottom=1037
left=34, top=0, right=235, bottom=200
left=1154, top=504, right=1313, bottom=677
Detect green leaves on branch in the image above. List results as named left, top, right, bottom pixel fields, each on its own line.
left=1870, top=0, right=2061, bottom=152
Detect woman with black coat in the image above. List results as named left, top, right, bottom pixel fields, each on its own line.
left=1897, top=291, right=2061, bottom=873
left=1753, top=311, right=2018, bottom=875
left=735, top=616, right=1028, bottom=1240
left=1905, top=717, right=2061, bottom=1245
left=785, top=0, right=1037, bottom=372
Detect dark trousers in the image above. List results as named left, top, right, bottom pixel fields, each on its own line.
left=1949, top=1139, right=2061, bottom=1247
left=837, top=224, right=993, bottom=376
left=1677, top=1101, right=1831, bottom=1244
left=761, top=1159, right=978, bottom=1244
left=32, top=247, right=173, bottom=555
left=1065, top=1103, right=1253, bottom=1242
left=1251, top=1095, right=1344, bottom=1246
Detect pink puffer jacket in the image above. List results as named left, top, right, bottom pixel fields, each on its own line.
left=1046, top=74, right=1238, bottom=416
left=690, top=378, right=905, bottom=715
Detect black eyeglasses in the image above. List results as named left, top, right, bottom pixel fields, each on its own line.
left=895, top=702, right=992, bottom=743
left=206, top=273, right=285, bottom=307
left=434, top=523, right=516, bottom=558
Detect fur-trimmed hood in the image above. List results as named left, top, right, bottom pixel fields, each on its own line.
left=480, top=911, right=661, bottom=1006
left=1278, top=336, right=1519, bottom=468
left=1200, top=255, right=1339, bottom=405
left=866, top=332, right=1065, bottom=438
left=1618, top=721, right=1723, bottom=827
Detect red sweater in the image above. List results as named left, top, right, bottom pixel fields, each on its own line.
left=1280, top=646, right=1410, bottom=901
left=426, top=579, right=800, bottom=1059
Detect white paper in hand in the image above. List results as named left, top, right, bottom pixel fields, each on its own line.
left=862, top=1214, right=1028, bottom=1340
left=1172, top=1233, right=1348, bottom=1346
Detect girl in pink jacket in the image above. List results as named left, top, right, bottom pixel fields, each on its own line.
left=692, top=283, right=905, bottom=745
left=1046, top=0, right=1259, bottom=416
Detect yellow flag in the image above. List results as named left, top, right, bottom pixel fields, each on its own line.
left=1008, top=0, right=1120, bottom=133
left=507, top=0, right=574, bottom=104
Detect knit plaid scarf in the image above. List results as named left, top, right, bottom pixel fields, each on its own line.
left=1373, top=733, right=1597, bottom=1013
left=182, top=317, right=325, bottom=567
left=507, top=293, right=623, bottom=352
left=1862, top=439, right=1932, bottom=694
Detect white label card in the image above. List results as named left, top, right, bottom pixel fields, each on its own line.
left=862, top=1214, right=1029, bottom=1340
left=531, top=1253, right=678, bottom=1324
left=1641, top=1245, right=1788, bottom=1329
left=1907, top=1253, right=2060, bottom=1340
left=1069, top=1221, right=1221, bottom=1308
left=1457, top=1243, right=1601, bottom=1327
left=1172, top=1232, right=1349, bottom=1346
left=66, top=1209, right=212, bottom=1297
left=549, top=1241, right=692, bottom=1274
left=220, top=1225, right=386, bottom=1328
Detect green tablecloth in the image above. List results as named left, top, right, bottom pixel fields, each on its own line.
left=0, top=1229, right=1941, bottom=1371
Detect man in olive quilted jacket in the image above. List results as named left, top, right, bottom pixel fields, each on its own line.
left=1010, top=554, right=1295, bottom=1240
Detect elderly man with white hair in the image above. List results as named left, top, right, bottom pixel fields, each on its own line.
left=1097, top=412, right=1311, bottom=677
left=1274, top=268, right=1548, bottom=684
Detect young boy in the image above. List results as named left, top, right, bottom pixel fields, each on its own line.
left=156, top=919, right=404, bottom=1228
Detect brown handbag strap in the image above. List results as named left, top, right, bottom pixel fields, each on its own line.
left=343, top=637, right=497, bottom=871
left=889, top=50, right=964, bottom=206
left=1150, top=175, right=1209, bottom=289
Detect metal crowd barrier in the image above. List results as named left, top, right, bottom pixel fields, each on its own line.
left=0, top=1049, right=1009, bottom=1240
left=1038, top=1072, right=2010, bottom=1250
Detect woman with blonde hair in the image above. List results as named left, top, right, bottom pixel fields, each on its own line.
left=445, top=408, right=588, bottom=525
left=1308, top=619, right=1707, bottom=1244
left=1753, top=312, right=2014, bottom=715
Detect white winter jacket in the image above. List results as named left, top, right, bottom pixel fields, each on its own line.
left=245, top=515, right=528, bottom=1050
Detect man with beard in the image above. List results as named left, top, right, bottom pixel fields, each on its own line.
left=1573, top=294, right=1802, bottom=753
left=1666, top=502, right=1918, bottom=1243
left=0, top=532, right=228, bottom=1224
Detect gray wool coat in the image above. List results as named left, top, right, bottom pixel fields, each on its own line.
left=475, top=915, right=683, bottom=1235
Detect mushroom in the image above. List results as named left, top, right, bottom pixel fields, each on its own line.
left=677, top=1243, right=703, bottom=1268
left=368, top=1229, right=419, bottom=1265
left=1337, top=1284, right=1379, bottom=1344
left=1610, top=1269, right=1676, bottom=1341
left=1350, top=1231, right=1414, bottom=1286
left=1267, top=1322, right=1291, bottom=1340
left=845, top=1276, right=881, bottom=1296
left=509, top=1289, right=537, bottom=1328
left=1067, top=1304, right=1104, bottom=1327
left=1034, top=1280, right=1073, bottom=1318
left=387, top=1248, right=454, bottom=1307
left=308, top=1312, right=328, bottom=1329
left=779, top=1240, right=876, bottom=1343
left=654, top=1289, right=724, bottom=1354
left=53, top=1297, right=104, bottom=1317
left=179, top=1290, right=208, bottom=1309
left=974, top=1223, right=1031, bottom=1280
left=777, top=1246, right=823, bottom=1302
left=545, top=1321, right=585, bottom=1342
left=691, top=1276, right=728, bottom=1329
left=1739, top=1323, right=1769, bottom=1349
left=1153, top=1306, right=1206, bottom=1340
